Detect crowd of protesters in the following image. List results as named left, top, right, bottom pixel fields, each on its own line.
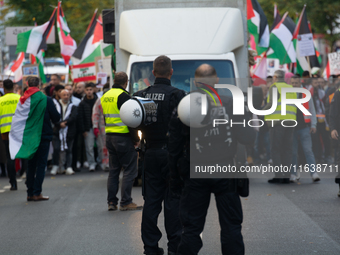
left=252, top=69, right=340, bottom=192
left=0, top=75, right=111, bottom=183
left=1, top=68, right=340, bottom=197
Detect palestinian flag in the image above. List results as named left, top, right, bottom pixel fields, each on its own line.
left=308, top=20, right=322, bottom=67
left=247, top=0, right=270, bottom=55
left=32, top=50, right=47, bottom=84
left=252, top=54, right=267, bottom=86
left=86, top=9, right=98, bottom=34
left=271, top=4, right=282, bottom=31
left=323, top=61, right=331, bottom=79
left=10, top=52, right=25, bottom=83
left=57, top=1, right=77, bottom=65
left=9, top=87, right=47, bottom=160
left=315, top=48, right=322, bottom=65
left=267, top=13, right=296, bottom=65
left=16, top=8, right=56, bottom=55
left=72, top=15, right=113, bottom=65
left=293, top=6, right=320, bottom=76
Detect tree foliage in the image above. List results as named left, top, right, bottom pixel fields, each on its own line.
left=3, top=0, right=114, bottom=57
left=258, top=0, right=340, bottom=48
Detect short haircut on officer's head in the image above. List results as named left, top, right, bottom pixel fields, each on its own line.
left=153, top=55, right=172, bottom=77
left=195, top=64, right=217, bottom=78
left=114, top=72, right=128, bottom=86
left=3, top=79, right=14, bottom=91
left=28, top=77, right=40, bottom=87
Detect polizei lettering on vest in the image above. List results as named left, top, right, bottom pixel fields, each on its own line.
left=200, top=85, right=312, bottom=116
left=145, top=93, right=165, bottom=101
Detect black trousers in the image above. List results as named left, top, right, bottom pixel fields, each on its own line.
left=335, top=138, right=340, bottom=184
left=312, top=121, right=331, bottom=161
left=4, top=140, right=16, bottom=187
left=269, top=125, right=294, bottom=178
left=141, top=148, right=181, bottom=254
left=72, top=132, right=78, bottom=170
left=177, top=178, right=244, bottom=255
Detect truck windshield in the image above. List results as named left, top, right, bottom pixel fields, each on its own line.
left=130, top=60, right=235, bottom=94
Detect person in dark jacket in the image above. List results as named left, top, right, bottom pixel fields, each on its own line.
left=169, top=64, right=256, bottom=255
left=134, top=55, right=185, bottom=255
left=44, top=74, right=61, bottom=97
left=329, top=86, right=340, bottom=197
left=26, top=77, right=60, bottom=201
left=77, top=83, right=98, bottom=171
left=50, top=84, right=65, bottom=174
left=51, top=89, right=77, bottom=175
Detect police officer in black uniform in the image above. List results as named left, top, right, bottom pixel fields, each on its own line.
left=168, top=64, right=256, bottom=255
left=134, top=55, right=186, bottom=255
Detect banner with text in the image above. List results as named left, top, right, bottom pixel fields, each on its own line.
left=328, top=52, right=340, bottom=76
left=72, top=62, right=96, bottom=83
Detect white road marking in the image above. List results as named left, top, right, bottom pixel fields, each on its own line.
left=3, top=185, right=10, bottom=190
left=0, top=190, right=5, bottom=193
left=17, top=179, right=22, bottom=182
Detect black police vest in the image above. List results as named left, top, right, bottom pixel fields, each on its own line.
left=136, top=84, right=180, bottom=145
left=190, top=96, right=237, bottom=163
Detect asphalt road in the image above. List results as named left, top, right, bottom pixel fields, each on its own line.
left=1, top=170, right=340, bottom=255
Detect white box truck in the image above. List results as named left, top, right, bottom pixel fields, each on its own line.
left=114, top=0, right=249, bottom=94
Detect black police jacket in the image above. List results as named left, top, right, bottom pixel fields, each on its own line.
left=133, top=77, right=185, bottom=147
left=329, top=89, right=340, bottom=132
left=168, top=95, right=256, bottom=196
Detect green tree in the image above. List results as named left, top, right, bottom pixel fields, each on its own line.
left=3, top=0, right=114, bottom=58
left=258, top=0, right=340, bottom=48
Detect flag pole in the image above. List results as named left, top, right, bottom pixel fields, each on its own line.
left=279, top=12, right=292, bottom=65
left=252, top=52, right=266, bottom=77
left=307, top=56, right=311, bottom=77
left=65, top=65, right=69, bottom=84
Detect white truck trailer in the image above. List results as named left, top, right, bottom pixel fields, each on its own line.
left=114, top=0, right=249, bottom=94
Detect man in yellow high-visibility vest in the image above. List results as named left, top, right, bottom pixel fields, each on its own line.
left=0, top=79, right=20, bottom=190
left=101, top=72, right=142, bottom=211
left=264, top=70, right=297, bottom=184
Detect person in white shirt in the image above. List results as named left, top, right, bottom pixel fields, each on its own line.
left=65, top=84, right=81, bottom=106
left=51, top=90, right=78, bottom=175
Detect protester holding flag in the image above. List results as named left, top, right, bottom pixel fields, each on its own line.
left=9, top=77, right=60, bottom=201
